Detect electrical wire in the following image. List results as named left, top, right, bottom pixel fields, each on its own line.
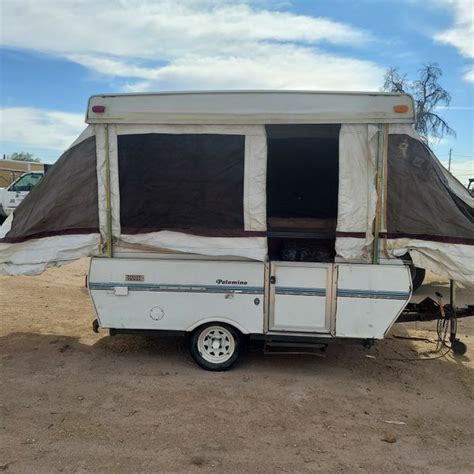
left=385, top=302, right=457, bottom=362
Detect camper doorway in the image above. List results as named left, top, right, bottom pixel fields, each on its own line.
left=266, top=124, right=340, bottom=263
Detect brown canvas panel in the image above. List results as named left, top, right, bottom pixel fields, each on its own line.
left=387, top=135, right=473, bottom=243
left=2, top=136, right=99, bottom=242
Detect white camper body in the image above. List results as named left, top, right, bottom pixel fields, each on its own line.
left=89, top=256, right=411, bottom=339
left=82, top=90, right=417, bottom=370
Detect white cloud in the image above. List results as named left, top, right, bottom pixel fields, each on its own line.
left=463, top=67, right=474, bottom=82
left=0, top=108, right=85, bottom=150
left=434, top=0, right=473, bottom=82
left=427, top=135, right=449, bottom=146
left=70, top=44, right=383, bottom=91
left=434, top=0, right=474, bottom=59
left=1, top=0, right=382, bottom=91
left=1, top=1, right=372, bottom=56
left=439, top=158, right=474, bottom=186
left=437, top=105, right=474, bottom=110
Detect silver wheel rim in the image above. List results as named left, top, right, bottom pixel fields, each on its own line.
left=197, top=326, right=235, bottom=364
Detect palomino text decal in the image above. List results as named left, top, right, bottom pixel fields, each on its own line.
left=216, top=279, right=248, bottom=285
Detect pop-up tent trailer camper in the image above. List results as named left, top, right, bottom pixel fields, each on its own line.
left=1, top=91, right=472, bottom=370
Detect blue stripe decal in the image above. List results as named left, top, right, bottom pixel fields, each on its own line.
left=90, top=283, right=407, bottom=300
left=275, top=287, right=326, bottom=297
left=89, top=282, right=264, bottom=295
left=337, top=289, right=410, bottom=300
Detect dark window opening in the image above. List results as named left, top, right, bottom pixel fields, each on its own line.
left=266, top=124, right=340, bottom=262
left=118, top=133, right=245, bottom=232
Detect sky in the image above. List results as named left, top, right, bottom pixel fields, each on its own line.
left=0, top=0, right=473, bottom=185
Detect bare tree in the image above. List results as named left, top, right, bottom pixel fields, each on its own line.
left=383, top=63, right=455, bottom=144
left=7, top=152, right=40, bottom=162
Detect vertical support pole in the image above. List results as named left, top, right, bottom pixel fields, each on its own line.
left=449, top=279, right=457, bottom=343
left=372, top=124, right=386, bottom=264
left=104, top=124, right=113, bottom=258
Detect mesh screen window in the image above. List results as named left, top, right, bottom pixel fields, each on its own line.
left=118, top=133, right=245, bottom=232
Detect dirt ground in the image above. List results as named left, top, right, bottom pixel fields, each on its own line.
left=0, top=259, right=473, bottom=473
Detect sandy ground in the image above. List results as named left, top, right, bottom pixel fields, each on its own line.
left=0, top=259, right=473, bottom=473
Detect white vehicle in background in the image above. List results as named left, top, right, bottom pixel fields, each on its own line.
left=0, top=171, right=44, bottom=217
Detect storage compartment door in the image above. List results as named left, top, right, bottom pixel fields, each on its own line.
left=268, top=262, right=331, bottom=333
left=335, top=263, right=412, bottom=339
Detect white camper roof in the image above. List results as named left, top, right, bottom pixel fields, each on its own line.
left=86, top=90, right=415, bottom=125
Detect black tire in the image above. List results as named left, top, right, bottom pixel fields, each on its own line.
left=452, top=339, right=467, bottom=356
left=190, top=323, right=240, bottom=371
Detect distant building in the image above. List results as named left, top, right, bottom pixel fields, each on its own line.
left=0, top=159, right=45, bottom=188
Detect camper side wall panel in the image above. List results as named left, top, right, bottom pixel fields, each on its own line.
left=335, top=263, right=412, bottom=339
left=89, top=257, right=265, bottom=334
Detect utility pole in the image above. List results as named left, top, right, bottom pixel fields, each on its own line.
left=448, top=148, right=452, bottom=171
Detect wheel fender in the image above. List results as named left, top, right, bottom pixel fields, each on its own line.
left=186, top=317, right=249, bottom=334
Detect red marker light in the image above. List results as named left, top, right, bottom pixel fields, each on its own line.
left=394, top=105, right=409, bottom=113
left=92, top=105, right=106, bottom=113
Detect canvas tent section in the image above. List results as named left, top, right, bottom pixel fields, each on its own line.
left=0, top=121, right=269, bottom=273
left=98, top=124, right=267, bottom=260
left=334, top=122, right=473, bottom=284
left=0, top=126, right=101, bottom=275
left=0, top=91, right=472, bottom=283
left=335, top=124, right=378, bottom=261
left=383, top=124, right=474, bottom=284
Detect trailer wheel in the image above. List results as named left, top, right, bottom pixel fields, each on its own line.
left=190, top=323, right=240, bottom=371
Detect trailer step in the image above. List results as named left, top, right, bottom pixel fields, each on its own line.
left=264, top=339, right=327, bottom=356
